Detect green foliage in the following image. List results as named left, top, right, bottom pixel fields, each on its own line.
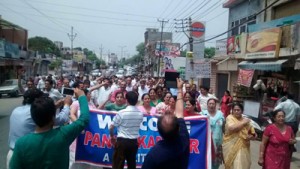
left=204, top=47, right=215, bottom=58
left=49, top=59, right=62, bottom=70
left=121, top=42, right=144, bottom=66
left=83, top=48, right=106, bottom=68
left=28, top=36, right=61, bottom=57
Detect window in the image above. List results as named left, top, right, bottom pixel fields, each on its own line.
left=231, top=16, right=256, bottom=35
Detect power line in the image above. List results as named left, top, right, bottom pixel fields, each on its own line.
left=21, top=0, right=69, bottom=31
left=0, top=3, right=67, bottom=34
left=194, top=0, right=225, bottom=20
left=2, top=2, right=158, bottom=24
left=205, top=10, right=228, bottom=23
left=28, top=0, right=160, bottom=19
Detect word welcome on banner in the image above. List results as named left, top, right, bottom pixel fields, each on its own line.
left=75, top=110, right=211, bottom=169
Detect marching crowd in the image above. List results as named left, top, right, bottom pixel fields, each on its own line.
left=6, top=71, right=299, bottom=169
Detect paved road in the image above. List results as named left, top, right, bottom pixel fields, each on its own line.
left=0, top=96, right=299, bottom=169
left=0, top=96, right=22, bottom=169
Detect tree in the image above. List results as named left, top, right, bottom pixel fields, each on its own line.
left=49, top=58, right=62, bottom=70
left=120, top=42, right=144, bottom=66
left=83, top=48, right=106, bottom=68
left=28, top=36, right=61, bottom=57
left=204, top=47, right=215, bottom=58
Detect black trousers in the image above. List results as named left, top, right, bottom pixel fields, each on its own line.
left=112, top=138, right=138, bottom=169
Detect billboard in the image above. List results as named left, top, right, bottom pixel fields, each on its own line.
left=155, top=43, right=180, bottom=57
left=245, top=28, right=282, bottom=59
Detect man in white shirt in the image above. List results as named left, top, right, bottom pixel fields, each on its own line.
left=126, top=77, right=133, bottom=92
left=37, top=76, right=46, bottom=90
left=89, top=78, right=112, bottom=108
left=43, top=79, right=64, bottom=103
left=138, top=79, right=149, bottom=101
left=197, top=86, right=216, bottom=111
left=109, top=91, right=143, bottom=169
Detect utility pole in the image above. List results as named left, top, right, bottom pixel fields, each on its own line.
left=157, top=19, right=168, bottom=77
left=119, top=45, right=126, bottom=60
left=67, top=26, right=77, bottom=59
left=175, top=17, right=194, bottom=84
left=99, top=44, right=103, bottom=67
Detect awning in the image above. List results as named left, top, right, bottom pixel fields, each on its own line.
left=238, top=59, right=288, bottom=72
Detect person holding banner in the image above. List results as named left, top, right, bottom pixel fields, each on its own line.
left=10, top=88, right=90, bottom=169
left=222, top=103, right=257, bottom=169
left=201, top=98, right=224, bottom=169
left=142, top=78, right=190, bottom=169
left=109, top=91, right=143, bottom=169
left=184, top=98, right=200, bottom=117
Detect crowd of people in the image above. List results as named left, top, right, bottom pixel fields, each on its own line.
left=6, top=70, right=299, bottom=169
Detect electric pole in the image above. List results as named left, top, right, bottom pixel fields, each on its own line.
left=157, top=19, right=168, bottom=77
left=99, top=44, right=103, bottom=67
left=119, top=45, right=126, bottom=60
left=67, top=26, right=77, bottom=59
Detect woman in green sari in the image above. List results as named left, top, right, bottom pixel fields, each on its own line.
left=149, top=88, right=162, bottom=107
left=104, top=91, right=127, bottom=111
left=222, top=103, right=257, bottom=169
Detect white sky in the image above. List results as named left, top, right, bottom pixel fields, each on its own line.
left=0, top=0, right=229, bottom=58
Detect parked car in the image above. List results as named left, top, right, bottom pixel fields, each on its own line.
left=0, top=79, right=24, bottom=98
left=90, top=69, right=101, bottom=77
left=116, top=72, right=124, bottom=78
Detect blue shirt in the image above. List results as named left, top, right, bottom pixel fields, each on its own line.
left=8, top=104, right=70, bottom=149
left=274, top=99, right=300, bottom=122
left=142, top=118, right=190, bottom=169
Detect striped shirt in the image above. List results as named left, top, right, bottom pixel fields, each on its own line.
left=112, top=105, right=143, bottom=139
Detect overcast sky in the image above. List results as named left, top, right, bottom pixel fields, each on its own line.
left=0, top=0, right=229, bottom=58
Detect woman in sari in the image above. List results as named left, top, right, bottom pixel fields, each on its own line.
left=223, top=103, right=257, bottom=169
left=258, top=109, right=296, bottom=169
left=155, top=92, right=172, bottom=114
left=184, top=92, right=201, bottom=112
left=184, top=98, right=200, bottom=117
left=137, top=93, right=157, bottom=115
left=201, top=98, right=224, bottom=169
left=104, top=91, right=127, bottom=111
left=220, top=90, right=232, bottom=118
left=149, top=88, right=162, bottom=107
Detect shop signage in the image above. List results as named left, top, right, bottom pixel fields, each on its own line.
left=237, top=69, right=254, bottom=87
left=191, top=22, right=205, bottom=38
left=186, top=59, right=211, bottom=78
left=155, top=43, right=180, bottom=57
left=245, top=28, right=282, bottom=59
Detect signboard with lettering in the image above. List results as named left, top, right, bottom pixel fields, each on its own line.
left=75, top=110, right=211, bottom=169
left=245, top=28, right=282, bottom=59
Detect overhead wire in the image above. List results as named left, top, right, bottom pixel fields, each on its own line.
left=28, top=0, right=160, bottom=19
left=2, top=2, right=158, bottom=24
left=0, top=3, right=67, bottom=34
left=194, top=0, right=226, bottom=21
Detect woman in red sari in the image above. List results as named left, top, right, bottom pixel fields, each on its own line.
left=258, top=109, right=297, bottom=169
left=220, top=90, right=232, bottom=118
